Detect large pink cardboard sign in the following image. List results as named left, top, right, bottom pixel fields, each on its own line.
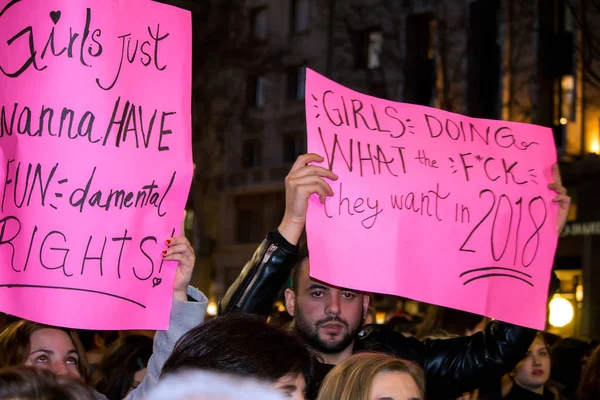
left=305, top=69, right=558, bottom=330
left=0, top=0, right=192, bottom=330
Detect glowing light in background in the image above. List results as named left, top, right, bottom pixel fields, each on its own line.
left=590, top=138, right=599, bottom=154
left=207, top=301, right=218, bottom=316
left=576, top=285, right=584, bottom=302
left=549, top=296, right=574, bottom=327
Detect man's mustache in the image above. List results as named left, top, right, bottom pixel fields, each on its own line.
left=316, top=316, right=348, bottom=328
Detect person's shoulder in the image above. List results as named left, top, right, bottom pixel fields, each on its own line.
left=354, top=324, right=423, bottom=364
left=546, top=386, right=570, bottom=400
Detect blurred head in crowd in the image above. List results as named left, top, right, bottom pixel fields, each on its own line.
left=577, top=345, right=600, bottom=400
left=0, top=365, right=96, bottom=400
left=385, top=312, right=421, bottom=337
left=0, top=320, right=89, bottom=382
left=511, top=333, right=551, bottom=394
left=551, top=337, right=592, bottom=397
left=316, top=352, right=425, bottom=400
left=286, top=256, right=369, bottom=361
left=77, top=330, right=119, bottom=367
left=417, top=305, right=486, bottom=339
left=148, top=370, right=286, bottom=400
left=268, top=303, right=294, bottom=328
left=162, top=313, right=314, bottom=400
left=363, top=303, right=376, bottom=326
left=93, top=334, right=153, bottom=400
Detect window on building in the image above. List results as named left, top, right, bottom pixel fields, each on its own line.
left=554, top=5, right=575, bottom=125
left=235, top=196, right=264, bottom=244
left=282, top=134, right=306, bottom=163
left=354, top=29, right=383, bottom=69
left=367, top=31, right=383, bottom=69
left=242, top=139, right=262, bottom=168
left=248, top=76, right=266, bottom=108
left=287, top=66, right=306, bottom=100
left=537, top=0, right=575, bottom=150
left=269, top=191, right=286, bottom=228
left=404, top=13, right=435, bottom=106
left=467, top=0, right=500, bottom=119
left=290, top=0, right=309, bottom=34
left=234, top=193, right=285, bottom=244
left=560, top=75, right=575, bottom=123
left=251, top=7, right=268, bottom=41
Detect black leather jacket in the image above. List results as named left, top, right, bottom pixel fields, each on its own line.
left=219, top=230, right=551, bottom=399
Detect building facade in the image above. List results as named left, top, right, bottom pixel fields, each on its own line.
left=189, top=0, right=600, bottom=336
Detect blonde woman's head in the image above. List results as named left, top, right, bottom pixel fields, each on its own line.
left=316, top=352, right=425, bottom=400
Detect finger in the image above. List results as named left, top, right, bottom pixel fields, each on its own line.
left=165, top=236, right=191, bottom=247
left=288, top=165, right=338, bottom=181
left=552, top=194, right=571, bottom=205
left=289, top=176, right=334, bottom=196
left=163, top=243, right=190, bottom=256
left=551, top=163, right=562, bottom=186
left=291, top=153, right=325, bottom=172
left=163, top=252, right=193, bottom=267
left=295, top=183, right=331, bottom=204
left=548, top=183, right=567, bottom=195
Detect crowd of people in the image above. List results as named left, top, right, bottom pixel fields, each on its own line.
left=0, top=154, right=597, bottom=400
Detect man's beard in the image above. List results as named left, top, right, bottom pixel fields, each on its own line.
left=294, top=311, right=362, bottom=355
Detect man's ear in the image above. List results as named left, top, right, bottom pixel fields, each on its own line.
left=362, top=294, right=370, bottom=320
left=285, top=288, right=296, bottom=317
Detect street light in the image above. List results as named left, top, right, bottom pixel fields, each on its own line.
left=549, top=296, right=574, bottom=328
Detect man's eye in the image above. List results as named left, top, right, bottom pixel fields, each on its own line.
left=312, top=291, right=324, bottom=298
left=342, top=292, right=356, bottom=299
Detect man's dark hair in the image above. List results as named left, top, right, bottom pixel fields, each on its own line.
left=162, top=313, right=314, bottom=387
left=290, top=245, right=309, bottom=293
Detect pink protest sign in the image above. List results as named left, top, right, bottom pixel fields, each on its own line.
left=305, top=69, right=558, bottom=330
left=0, top=0, right=192, bottom=330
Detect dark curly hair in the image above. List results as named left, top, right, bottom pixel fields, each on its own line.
left=162, top=313, right=314, bottom=387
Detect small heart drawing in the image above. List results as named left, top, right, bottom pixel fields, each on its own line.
left=50, top=11, right=61, bottom=24
left=152, top=277, right=162, bottom=288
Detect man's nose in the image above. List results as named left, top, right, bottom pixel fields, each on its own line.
left=326, top=294, right=341, bottom=315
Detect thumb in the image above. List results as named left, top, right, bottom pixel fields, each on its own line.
left=181, top=209, right=187, bottom=236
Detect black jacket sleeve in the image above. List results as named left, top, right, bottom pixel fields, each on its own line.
left=356, top=321, right=536, bottom=398
left=356, top=273, right=561, bottom=398
left=218, top=230, right=299, bottom=317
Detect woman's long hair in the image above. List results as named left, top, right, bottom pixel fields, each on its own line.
left=316, top=352, right=425, bottom=400
left=0, top=320, right=90, bottom=382
left=577, top=346, right=600, bottom=400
